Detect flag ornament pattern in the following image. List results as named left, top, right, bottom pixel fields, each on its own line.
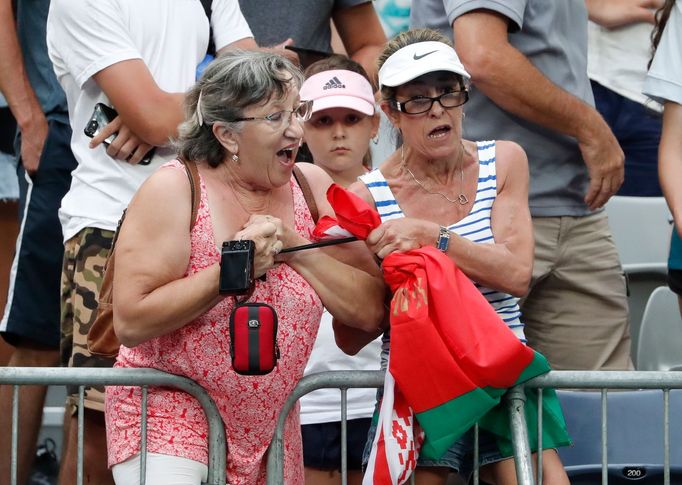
left=319, top=184, right=570, bottom=485
left=363, top=368, right=424, bottom=485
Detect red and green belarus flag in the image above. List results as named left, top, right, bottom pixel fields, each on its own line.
left=363, top=248, right=570, bottom=484
left=320, top=185, right=571, bottom=485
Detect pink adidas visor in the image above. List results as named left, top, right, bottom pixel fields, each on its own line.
left=300, top=69, right=375, bottom=116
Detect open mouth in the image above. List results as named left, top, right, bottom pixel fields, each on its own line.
left=428, top=125, right=451, bottom=139
left=276, top=147, right=295, bottom=164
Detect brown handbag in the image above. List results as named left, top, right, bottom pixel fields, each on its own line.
left=86, top=159, right=201, bottom=357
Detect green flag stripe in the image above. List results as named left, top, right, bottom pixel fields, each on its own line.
left=416, top=351, right=554, bottom=460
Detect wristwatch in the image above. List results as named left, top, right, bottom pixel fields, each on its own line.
left=436, top=226, right=450, bottom=252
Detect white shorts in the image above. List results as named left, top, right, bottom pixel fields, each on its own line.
left=112, top=452, right=208, bottom=485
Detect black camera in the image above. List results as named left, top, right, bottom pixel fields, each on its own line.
left=219, top=240, right=255, bottom=295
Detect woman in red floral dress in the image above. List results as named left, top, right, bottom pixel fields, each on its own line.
left=104, top=51, right=385, bottom=485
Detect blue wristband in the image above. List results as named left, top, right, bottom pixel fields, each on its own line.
left=436, top=226, right=450, bottom=252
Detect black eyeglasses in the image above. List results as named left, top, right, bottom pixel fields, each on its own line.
left=229, top=100, right=313, bottom=129
left=393, top=90, right=469, bottom=115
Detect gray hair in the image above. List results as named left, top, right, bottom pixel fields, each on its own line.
left=175, top=50, right=304, bottom=167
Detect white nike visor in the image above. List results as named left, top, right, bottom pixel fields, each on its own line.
left=378, top=41, right=471, bottom=89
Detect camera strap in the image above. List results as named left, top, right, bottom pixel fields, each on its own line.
left=279, top=236, right=357, bottom=254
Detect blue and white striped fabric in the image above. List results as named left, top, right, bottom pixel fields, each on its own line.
left=359, top=140, right=526, bottom=342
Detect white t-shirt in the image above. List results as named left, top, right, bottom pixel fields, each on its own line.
left=46, top=0, right=252, bottom=242
left=300, top=309, right=382, bottom=424
left=588, top=21, right=661, bottom=110
left=644, top=3, right=682, bottom=106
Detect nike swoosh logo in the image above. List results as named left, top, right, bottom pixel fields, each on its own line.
left=413, top=50, right=438, bottom=60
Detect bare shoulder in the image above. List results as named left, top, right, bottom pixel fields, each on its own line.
left=295, top=162, right=332, bottom=189
left=495, top=140, right=528, bottom=168
left=136, top=163, right=191, bottom=201
left=294, top=162, right=334, bottom=215
left=493, top=140, right=528, bottom=187
left=127, top=163, right=193, bottom=228
left=348, top=179, right=375, bottom=207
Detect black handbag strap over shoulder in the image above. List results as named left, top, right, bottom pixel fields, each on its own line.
left=199, top=0, right=216, bottom=57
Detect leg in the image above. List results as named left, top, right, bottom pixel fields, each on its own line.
left=0, top=337, right=13, bottom=368
left=521, top=213, right=631, bottom=370
left=60, top=409, right=113, bottom=485
left=482, top=450, right=568, bottom=485
left=57, top=228, right=115, bottom=485
left=0, top=341, right=59, bottom=484
left=414, top=429, right=473, bottom=485
left=112, top=452, right=207, bottom=485
left=414, top=467, right=450, bottom=484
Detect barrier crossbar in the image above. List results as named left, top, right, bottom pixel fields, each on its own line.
left=267, top=370, right=682, bottom=485
left=0, top=367, right=226, bottom=485
left=266, top=371, right=384, bottom=485
left=509, top=370, right=682, bottom=485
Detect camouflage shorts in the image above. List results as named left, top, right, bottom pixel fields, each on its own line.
left=60, top=227, right=115, bottom=412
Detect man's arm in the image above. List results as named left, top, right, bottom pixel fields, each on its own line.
left=0, top=0, right=47, bottom=176
left=92, top=60, right=184, bottom=155
left=453, top=10, right=624, bottom=210
left=216, top=36, right=258, bottom=56
left=586, top=0, right=663, bottom=29
left=333, top=3, right=387, bottom=86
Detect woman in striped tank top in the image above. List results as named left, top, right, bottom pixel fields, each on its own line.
left=338, top=29, right=569, bottom=484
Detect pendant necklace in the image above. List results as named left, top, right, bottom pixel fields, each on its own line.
left=402, top=144, right=469, bottom=205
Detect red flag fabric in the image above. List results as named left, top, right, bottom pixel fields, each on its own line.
left=383, top=247, right=536, bottom=406
left=325, top=183, right=381, bottom=239
left=312, top=215, right=354, bottom=240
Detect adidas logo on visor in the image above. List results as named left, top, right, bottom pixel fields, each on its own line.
left=323, top=76, right=346, bottom=90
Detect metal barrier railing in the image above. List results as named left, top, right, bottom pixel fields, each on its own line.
left=267, top=370, right=682, bottom=485
left=509, top=370, right=682, bottom=485
left=0, top=367, right=226, bottom=485
left=266, top=370, right=384, bottom=485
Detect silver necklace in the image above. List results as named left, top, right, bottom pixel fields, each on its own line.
left=401, top=144, right=468, bottom=205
